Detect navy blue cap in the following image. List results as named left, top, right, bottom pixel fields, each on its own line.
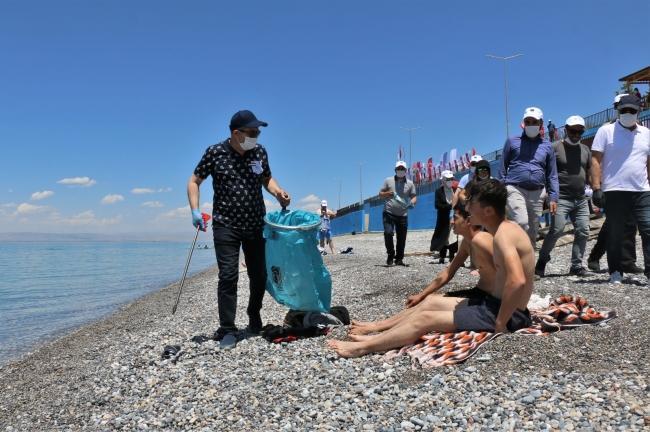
left=229, top=110, right=268, bottom=131
left=617, top=94, right=641, bottom=110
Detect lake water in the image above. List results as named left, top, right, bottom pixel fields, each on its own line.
left=0, top=241, right=217, bottom=366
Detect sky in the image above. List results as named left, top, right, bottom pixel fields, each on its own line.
left=1, top=0, right=649, bottom=236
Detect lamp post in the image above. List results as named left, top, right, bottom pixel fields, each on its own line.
left=359, top=163, right=363, bottom=205
left=333, top=177, right=342, bottom=210
left=400, top=126, right=422, bottom=171
left=486, top=53, right=523, bottom=138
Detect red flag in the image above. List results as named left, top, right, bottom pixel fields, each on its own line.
left=427, top=157, right=433, bottom=182
left=471, top=148, right=476, bottom=156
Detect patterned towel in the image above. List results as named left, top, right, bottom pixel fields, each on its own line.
left=383, top=295, right=616, bottom=368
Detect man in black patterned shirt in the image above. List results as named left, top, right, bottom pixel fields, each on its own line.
left=187, top=110, right=290, bottom=349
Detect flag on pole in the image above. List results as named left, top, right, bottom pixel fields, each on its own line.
left=441, top=152, right=449, bottom=171
left=427, top=157, right=433, bottom=182
left=471, top=147, right=476, bottom=156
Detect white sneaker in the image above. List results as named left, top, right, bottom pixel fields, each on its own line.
left=609, top=271, right=623, bottom=284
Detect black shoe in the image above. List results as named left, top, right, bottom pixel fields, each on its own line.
left=386, top=257, right=394, bottom=266
left=622, top=264, right=644, bottom=274
left=587, top=260, right=600, bottom=272
left=569, top=267, right=587, bottom=277
left=534, top=262, right=545, bottom=278
left=395, top=260, right=409, bottom=267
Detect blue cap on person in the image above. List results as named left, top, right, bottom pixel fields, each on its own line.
left=229, top=110, right=269, bottom=131
left=617, top=94, right=641, bottom=110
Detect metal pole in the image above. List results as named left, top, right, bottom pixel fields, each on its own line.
left=359, top=163, right=363, bottom=205
left=338, top=179, right=342, bottom=210
left=400, top=126, right=422, bottom=176
left=486, top=54, right=523, bottom=139
left=171, top=225, right=201, bottom=315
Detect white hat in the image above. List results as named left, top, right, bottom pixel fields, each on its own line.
left=523, top=106, right=543, bottom=120
left=565, top=115, right=585, bottom=128
left=441, top=170, right=454, bottom=179
left=614, top=93, right=628, bottom=105
left=321, top=200, right=328, bottom=207
left=470, top=154, right=483, bottom=164
left=395, top=160, right=407, bottom=169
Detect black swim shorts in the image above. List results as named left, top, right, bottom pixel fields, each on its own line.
left=453, top=294, right=531, bottom=332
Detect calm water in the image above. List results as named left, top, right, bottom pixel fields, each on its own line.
left=0, top=241, right=217, bottom=365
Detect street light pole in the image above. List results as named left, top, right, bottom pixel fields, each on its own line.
left=359, top=163, right=363, bottom=205
left=486, top=53, right=523, bottom=138
left=400, top=126, right=422, bottom=173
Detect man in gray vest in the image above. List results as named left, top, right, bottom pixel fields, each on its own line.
left=379, top=161, right=417, bottom=266
left=535, top=115, right=591, bottom=277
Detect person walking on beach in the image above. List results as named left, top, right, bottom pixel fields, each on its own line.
left=497, top=106, right=559, bottom=247
left=327, top=179, right=534, bottom=358
left=187, top=109, right=291, bottom=349
left=349, top=201, right=496, bottom=336
left=547, top=120, right=556, bottom=142
left=429, top=170, right=454, bottom=258
left=379, top=161, right=417, bottom=266
left=535, top=115, right=591, bottom=278
left=590, top=94, right=650, bottom=284
left=318, top=200, right=336, bottom=255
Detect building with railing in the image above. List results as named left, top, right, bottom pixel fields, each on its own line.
left=331, top=67, right=650, bottom=236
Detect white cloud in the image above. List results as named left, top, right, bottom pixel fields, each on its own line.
left=162, top=205, right=190, bottom=219
left=1, top=203, right=17, bottom=208
left=131, top=188, right=155, bottom=194
left=57, top=210, right=122, bottom=226
left=15, top=203, right=47, bottom=215
left=142, top=201, right=164, bottom=208
left=101, top=194, right=125, bottom=205
left=131, top=187, right=172, bottom=194
left=264, top=199, right=282, bottom=212
left=57, top=177, right=97, bottom=187
left=31, top=190, right=55, bottom=201
left=295, top=194, right=322, bottom=213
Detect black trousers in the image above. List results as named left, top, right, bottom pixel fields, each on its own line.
left=383, top=211, right=408, bottom=261
left=588, top=216, right=637, bottom=266
left=213, top=223, right=266, bottom=336
left=602, top=191, right=650, bottom=276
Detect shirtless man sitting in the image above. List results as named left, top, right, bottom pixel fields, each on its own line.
left=348, top=202, right=495, bottom=336
left=328, top=179, right=534, bottom=358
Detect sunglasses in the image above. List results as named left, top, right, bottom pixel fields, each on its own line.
left=238, top=128, right=261, bottom=138
left=476, top=167, right=489, bottom=172
left=566, top=128, right=585, bottom=135
left=619, top=108, right=639, bottom=115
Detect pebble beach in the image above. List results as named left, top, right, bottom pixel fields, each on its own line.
left=1, top=229, right=649, bottom=431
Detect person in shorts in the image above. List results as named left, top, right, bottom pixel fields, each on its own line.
left=327, top=179, right=534, bottom=358
left=318, top=200, right=336, bottom=254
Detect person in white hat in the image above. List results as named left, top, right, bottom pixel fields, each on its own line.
left=590, top=94, right=650, bottom=284
left=378, top=161, right=417, bottom=266
left=318, top=200, right=337, bottom=254
left=497, top=106, right=559, bottom=247
left=429, top=170, right=455, bottom=260
left=535, top=115, right=591, bottom=278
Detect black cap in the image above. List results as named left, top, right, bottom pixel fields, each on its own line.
left=229, top=110, right=268, bottom=131
left=475, top=160, right=491, bottom=171
left=617, top=94, right=641, bottom=110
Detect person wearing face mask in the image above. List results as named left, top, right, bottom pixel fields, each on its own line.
left=497, top=106, right=559, bottom=248
left=430, top=171, right=455, bottom=260
left=535, top=116, right=591, bottom=278
left=590, top=94, right=650, bottom=285
left=379, top=161, right=417, bottom=266
left=187, top=109, right=291, bottom=349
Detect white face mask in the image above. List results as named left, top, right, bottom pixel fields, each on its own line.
left=619, top=113, right=638, bottom=128
left=524, top=125, right=540, bottom=138
left=395, top=171, right=406, bottom=178
left=565, top=137, right=580, bottom=145
left=240, top=136, right=257, bottom=151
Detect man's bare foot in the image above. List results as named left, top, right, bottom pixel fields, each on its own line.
left=351, top=319, right=372, bottom=327
left=348, top=333, right=374, bottom=342
left=348, top=325, right=376, bottom=336
left=327, top=340, right=369, bottom=358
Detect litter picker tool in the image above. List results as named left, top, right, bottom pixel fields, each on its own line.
left=171, top=212, right=211, bottom=315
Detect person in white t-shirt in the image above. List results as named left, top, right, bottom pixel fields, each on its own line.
left=590, top=94, right=650, bottom=284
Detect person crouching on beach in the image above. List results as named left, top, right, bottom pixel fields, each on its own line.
left=347, top=200, right=496, bottom=337
left=187, top=110, right=291, bottom=350
left=327, top=179, right=534, bottom=358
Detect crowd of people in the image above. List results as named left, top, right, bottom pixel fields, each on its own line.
left=186, top=95, right=648, bottom=354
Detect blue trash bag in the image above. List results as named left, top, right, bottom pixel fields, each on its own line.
left=264, top=209, right=332, bottom=312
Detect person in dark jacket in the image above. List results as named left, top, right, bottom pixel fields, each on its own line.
left=430, top=170, right=455, bottom=258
